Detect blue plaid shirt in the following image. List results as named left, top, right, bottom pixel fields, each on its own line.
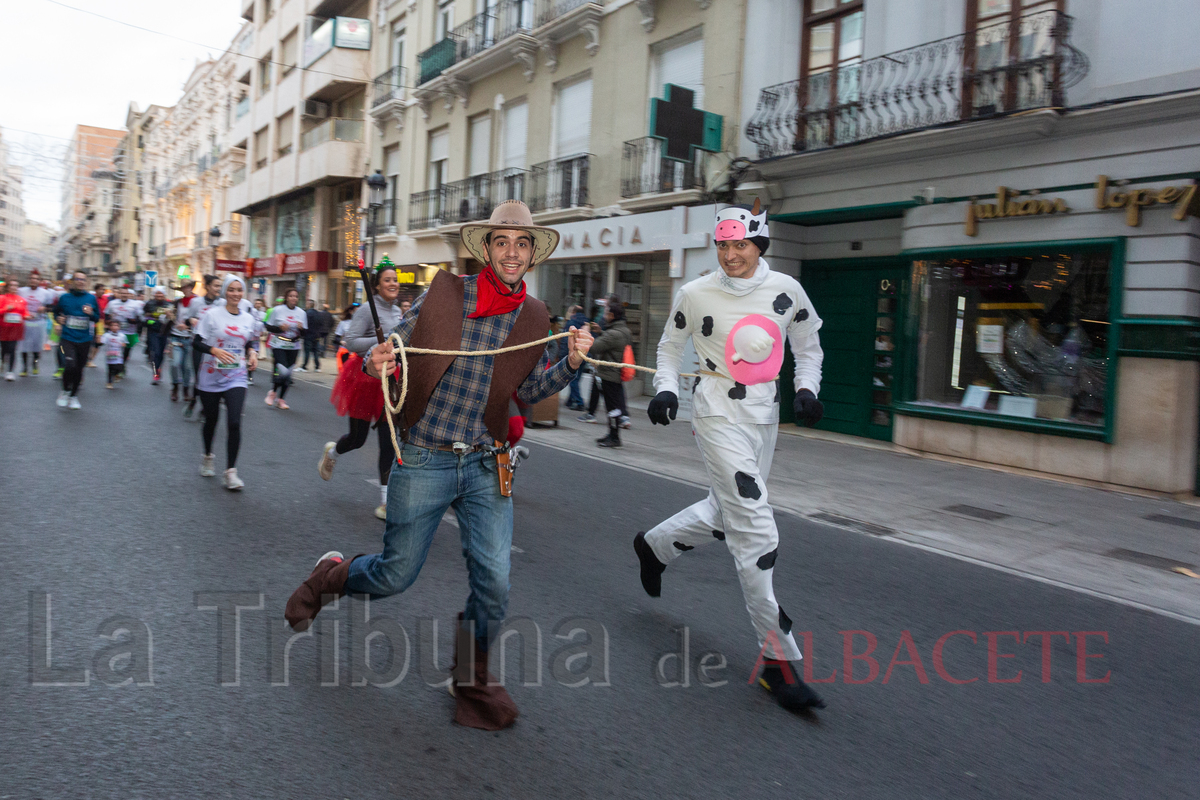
left=382, top=275, right=577, bottom=449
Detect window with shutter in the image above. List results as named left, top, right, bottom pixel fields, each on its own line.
left=428, top=129, right=449, bottom=190
left=554, top=77, right=592, bottom=158
left=503, top=101, right=528, bottom=170
left=651, top=31, right=704, bottom=107
left=469, top=114, right=492, bottom=177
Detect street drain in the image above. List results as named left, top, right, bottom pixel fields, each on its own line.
left=1144, top=513, right=1200, bottom=531
left=942, top=504, right=1010, bottom=521
left=809, top=512, right=896, bottom=537
left=1104, top=547, right=1196, bottom=573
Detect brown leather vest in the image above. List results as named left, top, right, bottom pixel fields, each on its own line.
left=398, top=269, right=550, bottom=444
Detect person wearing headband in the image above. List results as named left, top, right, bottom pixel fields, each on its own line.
left=634, top=199, right=829, bottom=713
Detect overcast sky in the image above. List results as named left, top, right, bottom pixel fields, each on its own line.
left=1, top=0, right=245, bottom=227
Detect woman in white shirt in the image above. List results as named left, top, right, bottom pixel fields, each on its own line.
left=193, top=275, right=259, bottom=490
left=263, top=288, right=306, bottom=410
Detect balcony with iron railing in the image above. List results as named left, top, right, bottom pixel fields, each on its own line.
left=745, top=9, right=1088, bottom=160
left=620, top=137, right=709, bottom=203
left=529, top=154, right=589, bottom=214
left=418, top=0, right=533, bottom=85
left=372, top=65, right=407, bottom=108
left=407, top=167, right=530, bottom=231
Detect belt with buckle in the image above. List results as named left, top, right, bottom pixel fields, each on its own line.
left=437, top=442, right=487, bottom=455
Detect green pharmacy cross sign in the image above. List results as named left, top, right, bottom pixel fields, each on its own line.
left=176, top=264, right=191, bottom=280
left=649, top=84, right=722, bottom=162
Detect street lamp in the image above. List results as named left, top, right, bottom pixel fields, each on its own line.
left=209, top=225, right=222, bottom=277
left=366, top=170, right=386, bottom=276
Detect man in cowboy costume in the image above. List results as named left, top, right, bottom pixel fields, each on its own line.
left=285, top=200, right=594, bottom=730
left=634, top=200, right=829, bottom=712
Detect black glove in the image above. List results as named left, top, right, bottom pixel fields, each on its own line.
left=647, top=391, right=679, bottom=426
left=793, top=389, right=824, bottom=427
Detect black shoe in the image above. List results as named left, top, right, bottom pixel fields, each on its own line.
left=597, top=434, right=622, bottom=448
left=759, top=660, right=826, bottom=711
left=633, top=532, right=665, bottom=597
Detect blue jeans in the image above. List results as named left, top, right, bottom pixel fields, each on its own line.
left=169, top=336, right=192, bottom=388
left=567, top=368, right=584, bottom=407
left=344, top=443, right=513, bottom=645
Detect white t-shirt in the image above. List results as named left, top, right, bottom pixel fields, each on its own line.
left=107, top=299, right=144, bottom=335
left=195, top=304, right=257, bottom=392
left=101, top=331, right=125, bottom=365
left=18, top=287, right=56, bottom=319
left=654, top=260, right=824, bottom=425
left=266, top=305, right=307, bottom=350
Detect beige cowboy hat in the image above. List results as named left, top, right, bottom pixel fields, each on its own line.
left=460, top=200, right=560, bottom=267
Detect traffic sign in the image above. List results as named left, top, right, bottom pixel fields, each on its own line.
left=145, top=270, right=158, bottom=287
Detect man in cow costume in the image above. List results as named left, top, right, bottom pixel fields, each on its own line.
left=634, top=199, right=828, bottom=711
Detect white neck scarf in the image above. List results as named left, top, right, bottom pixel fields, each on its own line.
left=717, top=258, right=770, bottom=297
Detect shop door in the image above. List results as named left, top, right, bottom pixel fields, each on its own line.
left=780, top=262, right=907, bottom=440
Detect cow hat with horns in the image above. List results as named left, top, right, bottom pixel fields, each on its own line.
left=714, top=197, right=770, bottom=255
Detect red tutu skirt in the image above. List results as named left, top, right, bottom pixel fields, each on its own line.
left=330, top=352, right=385, bottom=421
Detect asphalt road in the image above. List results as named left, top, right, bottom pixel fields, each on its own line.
left=1, top=363, right=1197, bottom=799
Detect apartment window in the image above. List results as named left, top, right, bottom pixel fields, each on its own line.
left=262, top=0, right=274, bottom=23
left=650, top=29, right=705, bottom=107
left=501, top=101, right=528, bottom=172
left=0, top=201, right=5, bottom=209
left=554, top=77, right=592, bottom=157
left=384, top=145, right=401, bottom=225
left=965, top=0, right=1061, bottom=113
left=800, top=0, right=863, bottom=146
left=428, top=129, right=449, bottom=191
left=277, top=111, right=295, bottom=157
left=280, top=29, right=298, bottom=77
left=258, top=54, right=273, bottom=95
left=436, top=0, right=454, bottom=40
left=254, top=126, right=270, bottom=170
left=469, top=114, right=492, bottom=177
left=391, top=24, right=406, bottom=68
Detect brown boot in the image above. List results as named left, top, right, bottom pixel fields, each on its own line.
left=284, top=551, right=356, bottom=631
left=450, top=615, right=519, bottom=731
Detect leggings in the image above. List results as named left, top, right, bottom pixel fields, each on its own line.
left=199, top=387, right=247, bottom=470
left=107, top=363, right=125, bottom=382
left=335, top=416, right=397, bottom=485
left=272, top=348, right=299, bottom=398
left=21, top=351, right=40, bottom=371
left=60, top=340, right=91, bottom=395
left=0, top=341, right=16, bottom=373
left=148, top=331, right=168, bottom=374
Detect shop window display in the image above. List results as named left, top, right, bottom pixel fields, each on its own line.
left=911, top=249, right=1110, bottom=427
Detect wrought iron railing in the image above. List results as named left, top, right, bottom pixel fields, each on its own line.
left=417, top=0, right=533, bottom=85
left=536, top=0, right=593, bottom=27
left=442, top=168, right=529, bottom=225
left=620, top=137, right=709, bottom=198
left=745, top=9, right=1088, bottom=159
left=408, top=188, right=446, bottom=230
left=372, top=65, right=407, bottom=107
left=529, top=154, right=590, bottom=212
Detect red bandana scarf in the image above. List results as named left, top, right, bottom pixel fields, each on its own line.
left=470, top=266, right=526, bottom=318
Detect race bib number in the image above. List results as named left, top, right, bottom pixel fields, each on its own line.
left=65, top=317, right=89, bottom=329
left=3, top=313, right=21, bottom=323
left=215, top=359, right=242, bottom=371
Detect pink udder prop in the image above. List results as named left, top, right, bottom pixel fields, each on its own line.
left=724, top=314, right=783, bottom=385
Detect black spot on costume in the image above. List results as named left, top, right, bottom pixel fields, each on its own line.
left=735, top=471, right=761, bottom=500
left=701, top=316, right=714, bottom=336
left=705, top=358, right=717, bottom=371
left=756, top=548, right=778, bottom=570
left=794, top=307, right=809, bottom=323
left=712, top=530, right=726, bottom=541
left=772, top=293, right=793, bottom=315
left=778, top=606, right=792, bottom=634
left=674, top=311, right=687, bottom=329
left=673, top=542, right=694, bottom=552
left=728, top=382, right=747, bottom=400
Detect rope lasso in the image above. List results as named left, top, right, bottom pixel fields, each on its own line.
left=376, top=330, right=706, bottom=460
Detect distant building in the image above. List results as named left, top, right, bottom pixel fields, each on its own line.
left=60, top=124, right=124, bottom=278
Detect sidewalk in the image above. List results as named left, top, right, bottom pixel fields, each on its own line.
left=523, top=394, right=1200, bottom=624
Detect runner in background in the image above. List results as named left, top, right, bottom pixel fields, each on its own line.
left=179, top=275, right=221, bottom=420
left=248, top=298, right=268, bottom=386
left=100, top=317, right=126, bottom=389
left=143, top=286, right=174, bottom=385
left=17, top=277, right=53, bottom=376
left=0, top=278, right=27, bottom=381
left=263, top=288, right=306, bottom=410
left=53, top=272, right=100, bottom=409
left=169, top=280, right=198, bottom=403
left=194, top=275, right=258, bottom=491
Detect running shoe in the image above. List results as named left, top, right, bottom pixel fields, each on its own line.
left=374, top=505, right=387, bottom=520
left=577, top=413, right=596, bottom=423
left=276, top=399, right=290, bottom=410
left=170, top=385, right=178, bottom=402
left=152, top=371, right=160, bottom=385
left=106, top=383, right=114, bottom=390
left=56, top=391, right=69, bottom=407
left=264, top=390, right=276, bottom=406
left=19, top=370, right=28, bottom=377
left=200, top=453, right=216, bottom=477
left=53, top=368, right=63, bottom=378
left=31, top=365, right=38, bottom=375
left=182, top=404, right=195, bottom=421
left=294, top=366, right=306, bottom=373
left=3, top=372, right=13, bottom=382
left=619, top=416, right=632, bottom=430
left=68, top=396, right=81, bottom=410
left=223, top=468, right=245, bottom=491
left=758, top=661, right=826, bottom=711
left=318, top=442, right=337, bottom=481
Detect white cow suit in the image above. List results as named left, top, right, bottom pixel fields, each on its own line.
left=645, top=235, right=823, bottom=665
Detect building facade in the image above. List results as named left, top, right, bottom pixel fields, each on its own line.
left=59, top=124, right=124, bottom=278
left=735, top=0, right=1200, bottom=494
left=0, top=129, right=27, bottom=276
left=225, top=0, right=374, bottom=307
